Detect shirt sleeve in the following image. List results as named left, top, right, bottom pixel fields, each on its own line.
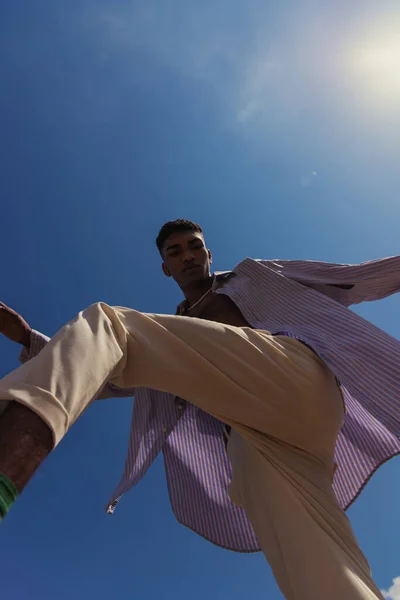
left=257, top=256, right=400, bottom=306
left=19, top=330, right=135, bottom=400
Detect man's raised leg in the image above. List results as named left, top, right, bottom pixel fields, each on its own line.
left=0, top=301, right=352, bottom=524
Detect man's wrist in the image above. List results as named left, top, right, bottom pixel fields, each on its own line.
left=20, top=328, right=32, bottom=348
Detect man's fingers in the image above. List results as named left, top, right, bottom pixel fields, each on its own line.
left=0, top=302, right=16, bottom=314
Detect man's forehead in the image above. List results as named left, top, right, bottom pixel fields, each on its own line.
left=164, top=230, right=204, bottom=247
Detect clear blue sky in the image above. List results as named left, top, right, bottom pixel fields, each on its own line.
left=1, top=2, right=400, bottom=598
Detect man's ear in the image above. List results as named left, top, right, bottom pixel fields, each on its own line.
left=208, top=249, right=213, bottom=264
left=162, top=262, right=172, bottom=278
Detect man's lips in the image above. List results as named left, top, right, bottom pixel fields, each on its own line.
left=184, top=264, right=201, bottom=272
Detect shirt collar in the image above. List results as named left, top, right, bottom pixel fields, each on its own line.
left=175, top=271, right=235, bottom=315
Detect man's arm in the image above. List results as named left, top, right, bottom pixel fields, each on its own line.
left=0, top=302, right=134, bottom=400
left=257, top=256, right=400, bottom=306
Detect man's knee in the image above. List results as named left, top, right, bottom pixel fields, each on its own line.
left=78, top=303, right=128, bottom=349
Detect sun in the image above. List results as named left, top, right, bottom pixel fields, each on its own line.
left=343, top=18, right=400, bottom=111
left=353, top=43, right=400, bottom=81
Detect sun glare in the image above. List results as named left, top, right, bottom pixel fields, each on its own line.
left=344, top=18, right=400, bottom=111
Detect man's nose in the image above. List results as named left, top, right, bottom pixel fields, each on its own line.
left=182, top=250, right=196, bottom=262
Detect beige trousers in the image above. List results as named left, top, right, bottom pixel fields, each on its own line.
left=0, top=302, right=383, bottom=599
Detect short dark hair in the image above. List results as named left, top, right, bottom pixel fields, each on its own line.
left=156, top=219, right=203, bottom=254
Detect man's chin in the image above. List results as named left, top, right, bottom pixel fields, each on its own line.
left=182, top=268, right=208, bottom=283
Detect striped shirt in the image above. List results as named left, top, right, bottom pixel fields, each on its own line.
left=22, top=256, right=400, bottom=553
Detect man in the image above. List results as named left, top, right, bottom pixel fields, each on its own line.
left=0, top=219, right=399, bottom=600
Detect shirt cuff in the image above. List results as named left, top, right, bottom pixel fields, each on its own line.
left=19, top=329, right=50, bottom=363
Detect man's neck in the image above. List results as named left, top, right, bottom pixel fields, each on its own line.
left=182, top=275, right=214, bottom=306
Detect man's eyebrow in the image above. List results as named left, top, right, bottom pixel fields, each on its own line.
left=165, top=243, right=181, bottom=252
left=165, top=238, right=203, bottom=252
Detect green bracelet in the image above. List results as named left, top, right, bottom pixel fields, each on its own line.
left=0, top=473, right=19, bottom=521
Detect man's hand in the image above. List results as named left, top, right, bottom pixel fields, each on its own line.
left=0, top=301, right=32, bottom=347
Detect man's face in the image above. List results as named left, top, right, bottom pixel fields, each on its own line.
left=161, top=231, right=212, bottom=287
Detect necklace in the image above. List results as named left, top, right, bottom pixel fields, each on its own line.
left=186, top=285, right=213, bottom=312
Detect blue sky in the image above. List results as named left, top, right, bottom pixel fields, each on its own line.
left=1, top=1, right=400, bottom=598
